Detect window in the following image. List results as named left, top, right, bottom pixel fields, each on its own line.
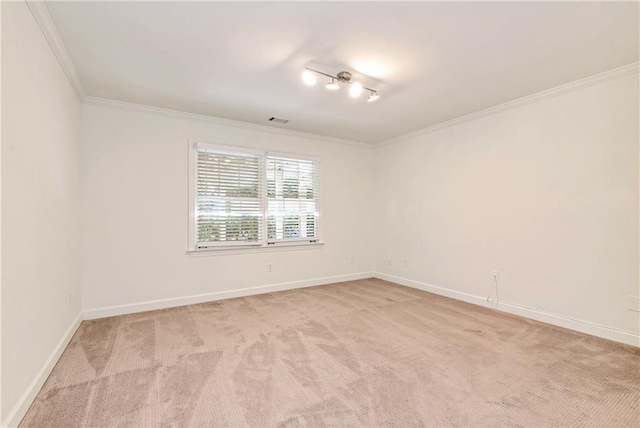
left=190, top=143, right=320, bottom=250
left=267, top=155, right=319, bottom=242
left=194, top=147, right=263, bottom=247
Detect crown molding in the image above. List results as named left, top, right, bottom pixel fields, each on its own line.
left=376, top=62, right=640, bottom=149
left=26, top=1, right=86, bottom=101
left=83, top=96, right=373, bottom=149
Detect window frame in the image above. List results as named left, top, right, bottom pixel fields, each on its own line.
left=188, top=141, right=322, bottom=253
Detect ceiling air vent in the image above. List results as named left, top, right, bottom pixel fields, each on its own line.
left=268, top=117, right=289, bottom=124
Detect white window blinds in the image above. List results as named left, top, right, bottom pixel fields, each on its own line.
left=192, top=144, right=320, bottom=250
left=267, top=155, right=320, bottom=243
left=195, top=147, right=263, bottom=248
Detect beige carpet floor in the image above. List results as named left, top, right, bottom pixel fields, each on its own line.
left=20, top=278, right=639, bottom=427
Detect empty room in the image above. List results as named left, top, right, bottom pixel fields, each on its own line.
left=1, top=1, right=639, bottom=427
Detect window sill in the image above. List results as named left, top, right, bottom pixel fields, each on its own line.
left=186, top=242, right=324, bottom=257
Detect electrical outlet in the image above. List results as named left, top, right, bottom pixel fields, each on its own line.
left=403, top=260, right=408, bottom=268
left=267, top=263, right=273, bottom=272
left=349, top=256, right=355, bottom=265
left=387, top=259, right=392, bottom=266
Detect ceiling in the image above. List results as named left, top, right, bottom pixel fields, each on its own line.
left=46, top=1, right=639, bottom=144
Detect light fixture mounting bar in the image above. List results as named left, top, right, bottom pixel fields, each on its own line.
left=304, top=67, right=378, bottom=94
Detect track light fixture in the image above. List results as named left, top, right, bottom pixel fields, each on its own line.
left=326, top=78, right=339, bottom=90
left=301, top=69, right=317, bottom=86
left=349, top=82, right=363, bottom=98
left=367, top=91, right=380, bottom=103
left=301, top=67, right=380, bottom=102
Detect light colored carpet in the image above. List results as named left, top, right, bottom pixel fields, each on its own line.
left=20, top=278, right=639, bottom=427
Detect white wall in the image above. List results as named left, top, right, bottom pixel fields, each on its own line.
left=75, top=69, right=640, bottom=345
left=81, top=102, right=374, bottom=313
left=374, top=73, right=639, bottom=338
left=1, top=1, right=82, bottom=423
left=0, top=1, right=3, bottom=421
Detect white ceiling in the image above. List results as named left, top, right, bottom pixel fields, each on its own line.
left=46, top=1, right=639, bottom=144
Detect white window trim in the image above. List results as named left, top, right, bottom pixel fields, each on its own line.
left=187, top=140, right=323, bottom=253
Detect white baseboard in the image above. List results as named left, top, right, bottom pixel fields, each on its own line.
left=374, top=272, right=640, bottom=348
left=83, top=272, right=374, bottom=320
left=2, top=312, right=83, bottom=428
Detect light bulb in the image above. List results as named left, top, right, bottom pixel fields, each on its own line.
left=367, top=92, right=380, bottom=102
left=326, top=79, right=339, bottom=90
left=301, top=70, right=317, bottom=86
left=349, top=82, right=363, bottom=98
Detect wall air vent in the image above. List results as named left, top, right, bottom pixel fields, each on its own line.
left=268, top=117, right=289, bottom=124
